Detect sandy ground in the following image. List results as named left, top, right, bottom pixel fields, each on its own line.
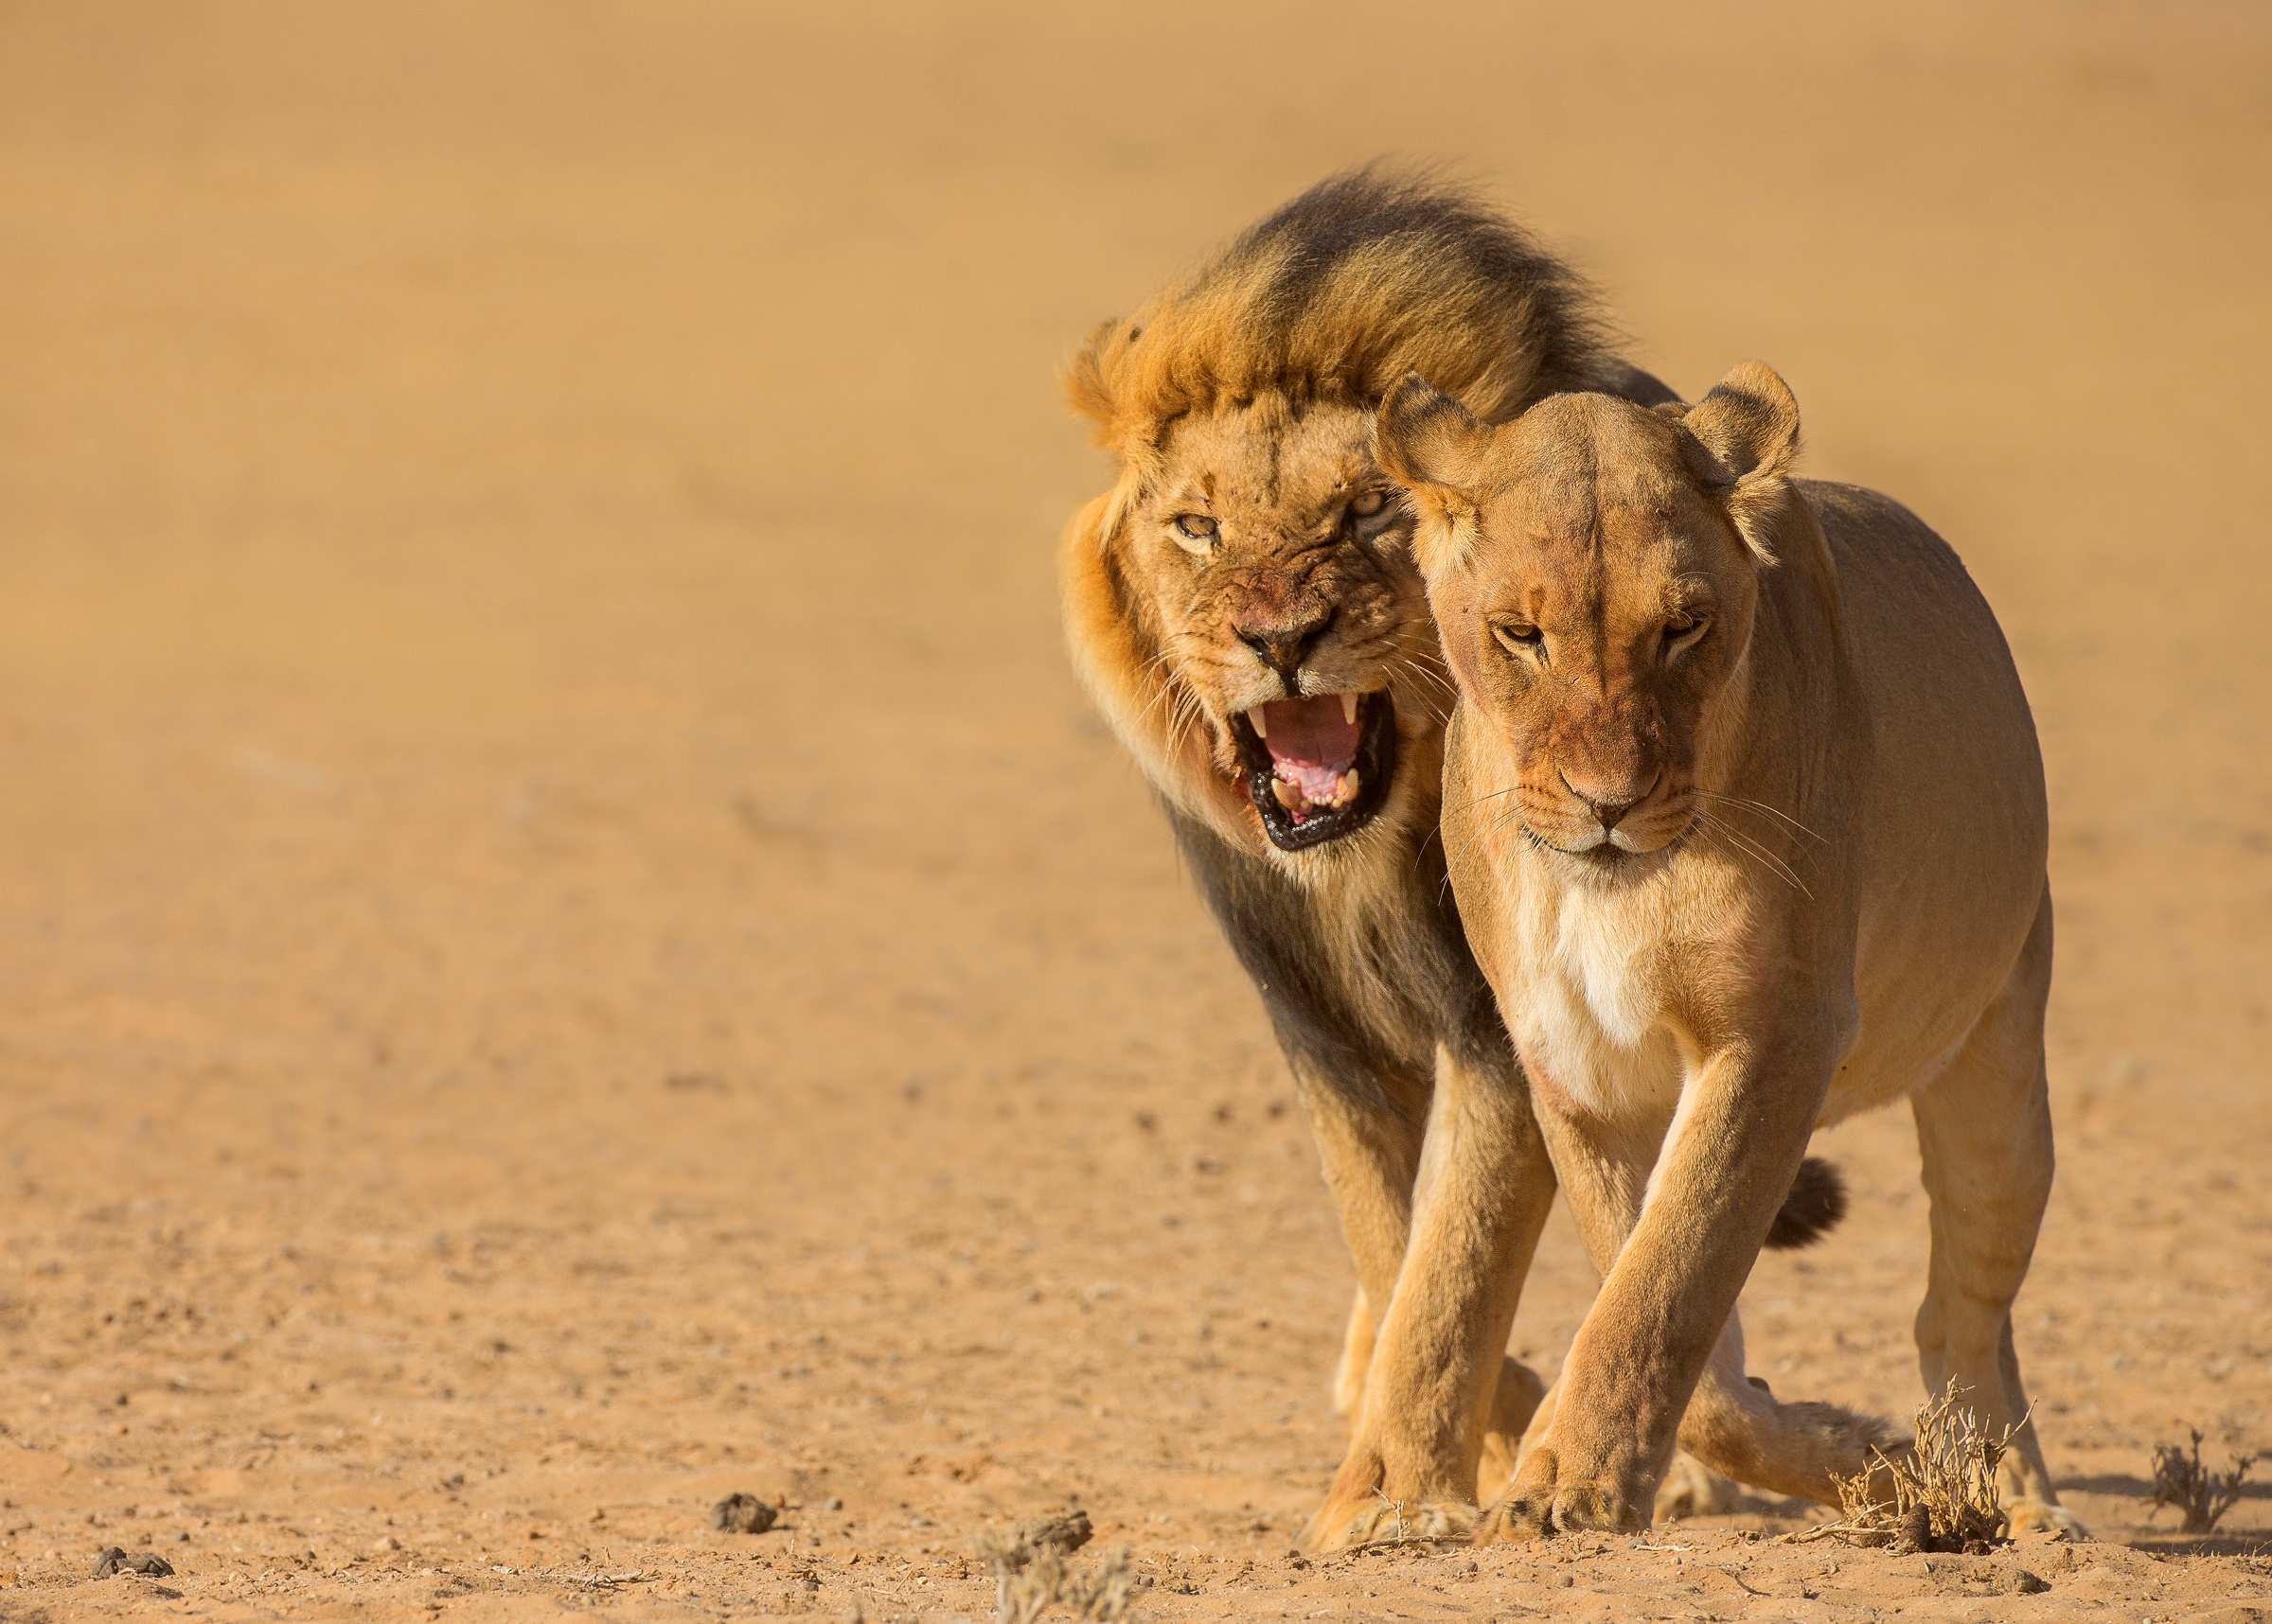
left=2, top=4, right=2269, bottom=1620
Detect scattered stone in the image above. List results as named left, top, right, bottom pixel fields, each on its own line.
left=712, top=1493, right=778, bottom=1534
left=373, top=1535, right=402, bottom=1553
left=1015, top=1508, right=1092, bottom=1555
left=1997, top=1566, right=2050, bottom=1595
left=92, top=1546, right=175, bottom=1580
left=823, top=1496, right=843, bottom=1511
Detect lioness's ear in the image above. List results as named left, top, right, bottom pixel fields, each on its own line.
left=1680, top=362, right=1802, bottom=561
left=1375, top=373, right=1485, bottom=492
left=1375, top=374, right=1489, bottom=577
left=1683, top=361, right=1800, bottom=485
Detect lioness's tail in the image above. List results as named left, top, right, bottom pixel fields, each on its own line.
left=1765, top=1156, right=1847, bottom=1250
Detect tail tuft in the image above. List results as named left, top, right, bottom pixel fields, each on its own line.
left=1765, top=1156, right=1847, bottom=1250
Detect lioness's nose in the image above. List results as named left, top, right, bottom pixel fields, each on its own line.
left=1234, top=609, right=1334, bottom=691
left=1562, top=770, right=1653, bottom=831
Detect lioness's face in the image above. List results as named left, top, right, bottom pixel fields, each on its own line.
left=1399, top=395, right=1763, bottom=867
left=1128, top=398, right=1443, bottom=853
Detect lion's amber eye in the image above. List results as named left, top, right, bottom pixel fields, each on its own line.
left=1172, top=514, right=1218, bottom=546
left=1663, top=613, right=1708, bottom=655
left=1492, top=621, right=1544, bottom=658
left=1348, top=489, right=1388, bottom=518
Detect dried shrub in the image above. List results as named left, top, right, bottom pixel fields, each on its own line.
left=975, top=1509, right=1129, bottom=1624
left=2150, top=1430, right=2256, bottom=1534
left=1798, top=1380, right=2013, bottom=1551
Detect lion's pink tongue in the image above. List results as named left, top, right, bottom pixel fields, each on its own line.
left=1260, top=695, right=1361, bottom=804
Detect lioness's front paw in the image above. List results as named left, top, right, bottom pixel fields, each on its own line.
left=2006, top=1498, right=2089, bottom=1541
left=1299, top=1493, right=1478, bottom=1553
left=1475, top=1456, right=1651, bottom=1545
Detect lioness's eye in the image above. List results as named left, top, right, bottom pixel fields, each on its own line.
left=1492, top=621, right=1544, bottom=658
left=1348, top=490, right=1388, bottom=518
left=1172, top=514, right=1218, bottom=548
left=1663, top=613, right=1709, bottom=656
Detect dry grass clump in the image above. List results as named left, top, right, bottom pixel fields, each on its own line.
left=2150, top=1430, right=2257, bottom=1534
left=1796, top=1381, right=2013, bottom=1552
left=975, top=1509, right=1131, bottom=1624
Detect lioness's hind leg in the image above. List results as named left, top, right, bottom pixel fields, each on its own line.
left=1675, top=1312, right=1896, bottom=1508
left=1910, top=895, right=2082, bottom=1536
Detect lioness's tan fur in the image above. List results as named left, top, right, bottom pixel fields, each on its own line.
left=1376, top=362, right=2081, bottom=1540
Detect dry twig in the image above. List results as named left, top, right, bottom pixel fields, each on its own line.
left=975, top=1511, right=1130, bottom=1624
left=2151, top=1430, right=2256, bottom=1534
left=1787, top=1380, right=2015, bottom=1551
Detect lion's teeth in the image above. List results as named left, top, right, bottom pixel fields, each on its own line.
left=1339, top=769, right=1360, bottom=802
left=1249, top=707, right=1269, bottom=740
left=1271, top=779, right=1300, bottom=811
left=1340, top=692, right=1359, bottom=726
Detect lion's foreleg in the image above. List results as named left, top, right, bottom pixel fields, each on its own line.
left=1297, top=1064, right=1424, bottom=1382
left=1303, top=1043, right=1554, bottom=1551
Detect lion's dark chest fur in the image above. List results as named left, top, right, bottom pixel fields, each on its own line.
left=1166, top=804, right=1514, bottom=1112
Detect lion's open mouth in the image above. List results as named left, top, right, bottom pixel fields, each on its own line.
left=1227, top=691, right=1397, bottom=852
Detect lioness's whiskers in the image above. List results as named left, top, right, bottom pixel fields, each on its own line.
left=1447, top=785, right=1526, bottom=816
left=1695, top=811, right=1814, bottom=899
left=1693, top=788, right=1825, bottom=845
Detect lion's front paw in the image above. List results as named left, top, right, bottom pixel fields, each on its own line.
left=1299, top=1492, right=1477, bottom=1553
left=2006, top=1498, right=2088, bottom=1541
left=1475, top=1454, right=1651, bottom=1545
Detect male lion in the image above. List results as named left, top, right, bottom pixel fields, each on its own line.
left=1058, top=170, right=1839, bottom=1549
left=1374, top=361, right=2083, bottom=1539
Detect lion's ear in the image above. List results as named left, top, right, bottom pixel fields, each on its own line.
left=1680, top=362, right=1801, bottom=561
left=1062, top=317, right=1126, bottom=435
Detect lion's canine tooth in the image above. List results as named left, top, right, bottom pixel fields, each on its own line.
left=1339, top=769, right=1360, bottom=802
left=1271, top=779, right=1300, bottom=811
left=1340, top=692, right=1359, bottom=726
left=1249, top=707, right=1269, bottom=739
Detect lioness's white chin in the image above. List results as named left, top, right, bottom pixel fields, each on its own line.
left=1525, top=821, right=1691, bottom=873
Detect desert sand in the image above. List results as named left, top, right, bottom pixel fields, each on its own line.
left=1, top=4, right=2268, bottom=1620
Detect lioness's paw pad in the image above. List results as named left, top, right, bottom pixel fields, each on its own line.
left=2007, top=1498, right=2089, bottom=1541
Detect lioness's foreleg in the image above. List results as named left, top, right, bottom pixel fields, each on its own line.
left=1910, top=895, right=2081, bottom=1536
left=1301, top=1043, right=1554, bottom=1552
left=1480, top=1045, right=1837, bottom=1541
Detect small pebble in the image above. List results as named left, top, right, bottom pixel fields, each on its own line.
left=92, top=1546, right=175, bottom=1580
left=712, top=1493, right=778, bottom=1535
left=373, top=1535, right=401, bottom=1553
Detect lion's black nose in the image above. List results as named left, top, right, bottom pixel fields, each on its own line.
left=1234, top=610, right=1333, bottom=692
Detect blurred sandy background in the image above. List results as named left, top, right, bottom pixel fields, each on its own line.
left=1, top=4, right=2267, bottom=1618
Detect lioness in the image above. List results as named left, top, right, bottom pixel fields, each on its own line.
left=1374, top=361, right=2082, bottom=1538
left=1059, top=170, right=1840, bottom=1549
